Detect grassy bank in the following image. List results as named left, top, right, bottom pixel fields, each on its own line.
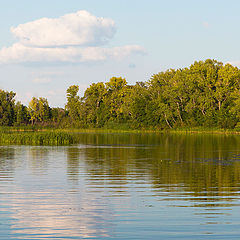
left=3, top=126, right=240, bottom=133
left=2, top=126, right=240, bottom=134
left=0, top=131, right=77, bottom=145
left=0, top=126, right=240, bottom=146
left=53, top=126, right=240, bottom=135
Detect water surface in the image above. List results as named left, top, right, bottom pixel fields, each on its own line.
left=0, top=133, right=240, bottom=239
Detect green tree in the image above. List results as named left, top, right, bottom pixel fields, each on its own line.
left=65, top=85, right=81, bottom=123
left=15, top=101, right=29, bottom=125
left=122, top=82, right=150, bottom=128
left=148, top=69, right=178, bottom=128
left=0, top=90, right=16, bottom=126
left=28, top=97, right=51, bottom=125
left=105, top=77, right=128, bottom=121
left=82, top=82, right=106, bottom=126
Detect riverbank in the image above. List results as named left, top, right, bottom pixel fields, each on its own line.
left=0, top=126, right=240, bottom=145
left=2, top=126, right=240, bottom=135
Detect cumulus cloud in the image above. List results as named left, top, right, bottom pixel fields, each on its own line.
left=11, top=10, right=116, bottom=47
left=0, top=43, right=144, bottom=64
left=0, top=10, right=144, bottom=64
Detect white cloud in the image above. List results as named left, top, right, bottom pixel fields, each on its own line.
left=11, top=10, right=116, bottom=47
left=0, top=10, right=144, bottom=64
left=0, top=43, right=145, bottom=64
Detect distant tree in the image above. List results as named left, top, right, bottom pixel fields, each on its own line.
left=0, top=90, right=16, bottom=126
left=65, top=85, right=81, bottom=123
left=148, top=69, right=177, bottom=128
left=51, top=107, right=66, bottom=122
left=7, top=58, right=239, bottom=130
left=105, top=77, right=128, bottom=121
left=122, top=82, right=150, bottom=127
left=15, top=101, right=29, bottom=125
left=28, top=97, right=51, bottom=125
left=82, top=82, right=106, bottom=126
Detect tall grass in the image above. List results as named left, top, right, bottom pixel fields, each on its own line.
left=0, top=131, right=77, bottom=145
left=0, top=126, right=239, bottom=146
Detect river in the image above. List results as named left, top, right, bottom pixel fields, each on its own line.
left=0, top=133, right=240, bottom=239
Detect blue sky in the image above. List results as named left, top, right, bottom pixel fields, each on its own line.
left=0, top=0, right=239, bottom=106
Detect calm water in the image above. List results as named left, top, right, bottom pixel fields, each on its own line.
left=1, top=133, right=240, bottom=239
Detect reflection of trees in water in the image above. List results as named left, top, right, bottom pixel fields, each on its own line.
left=66, top=147, right=82, bottom=183
left=149, top=135, right=240, bottom=199
left=28, top=147, right=50, bottom=174
left=0, top=147, right=15, bottom=180
left=73, top=133, right=240, bottom=199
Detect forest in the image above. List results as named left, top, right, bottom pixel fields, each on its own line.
left=2, top=59, right=240, bottom=130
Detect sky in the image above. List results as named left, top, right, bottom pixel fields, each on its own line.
left=0, top=0, right=240, bottom=107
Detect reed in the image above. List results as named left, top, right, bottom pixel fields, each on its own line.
left=0, top=131, right=77, bottom=145
left=0, top=126, right=239, bottom=147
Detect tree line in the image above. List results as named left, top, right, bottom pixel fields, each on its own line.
left=2, top=59, right=240, bottom=129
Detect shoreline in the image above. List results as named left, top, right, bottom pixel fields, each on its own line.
left=3, top=126, right=240, bottom=135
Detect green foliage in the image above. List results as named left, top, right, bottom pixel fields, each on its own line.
left=65, top=85, right=81, bottom=122
left=145, top=59, right=240, bottom=129
left=105, top=77, right=128, bottom=121
left=0, top=90, right=16, bottom=126
left=1, top=59, right=240, bottom=130
left=82, top=82, right=106, bottom=126
left=28, top=97, right=51, bottom=125
left=15, top=101, right=29, bottom=125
